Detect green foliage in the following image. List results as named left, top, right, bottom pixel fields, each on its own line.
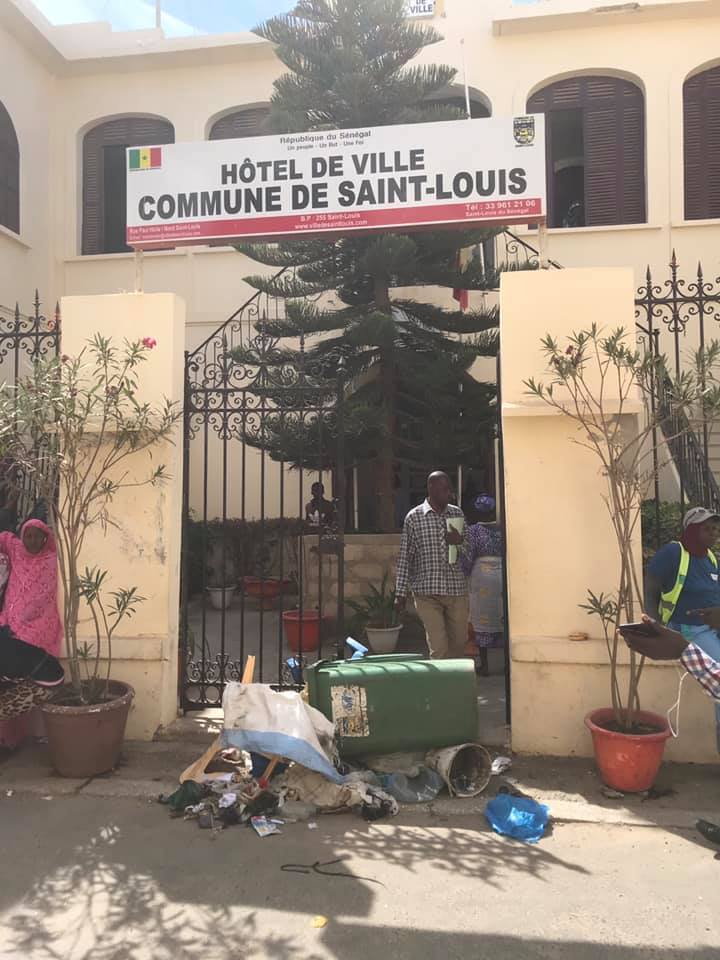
left=526, top=323, right=720, bottom=730
left=185, top=517, right=307, bottom=595
left=346, top=572, right=399, bottom=632
left=640, top=500, right=683, bottom=561
left=233, top=0, right=524, bottom=528
left=0, top=336, right=181, bottom=703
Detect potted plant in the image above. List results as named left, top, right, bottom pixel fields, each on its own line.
left=242, top=536, right=294, bottom=601
left=0, top=334, right=180, bottom=778
left=526, top=325, right=720, bottom=791
left=282, top=607, right=322, bottom=653
left=205, top=535, right=238, bottom=611
left=347, top=573, right=402, bottom=654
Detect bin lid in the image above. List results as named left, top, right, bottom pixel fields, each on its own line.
left=305, top=653, right=426, bottom=675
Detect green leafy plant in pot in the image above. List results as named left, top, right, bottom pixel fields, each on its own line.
left=0, top=334, right=181, bottom=777
left=205, top=534, right=239, bottom=611
left=526, top=325, right=720, bottom=791
left=347, top=573, right=402, bottom=654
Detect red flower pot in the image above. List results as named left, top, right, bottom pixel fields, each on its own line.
left=585, top=707, right=671, bottom=793
left=243, top=577, right=294, bottom=600
left=282, top=610, right=321, bottom=653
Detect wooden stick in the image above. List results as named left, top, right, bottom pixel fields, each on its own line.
left=179, top=655, right=256, bottom=783
left=179, top=735, right=222, bottom=784
left=241, top=655, right=256, bottom=685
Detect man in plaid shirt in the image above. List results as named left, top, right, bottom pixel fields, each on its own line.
left=395, top=472, right=470, bottom=659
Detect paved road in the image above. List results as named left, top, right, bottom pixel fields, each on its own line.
left=0, top=794, right=717, bottom=959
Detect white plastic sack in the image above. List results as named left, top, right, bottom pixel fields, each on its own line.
left=222, top=683, right=342, bottom=783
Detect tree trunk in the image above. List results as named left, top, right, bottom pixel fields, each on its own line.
left=373, top=276, right=396, bottom=532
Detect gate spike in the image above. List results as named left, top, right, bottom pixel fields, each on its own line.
left=34, top=289, right=40, bottom=318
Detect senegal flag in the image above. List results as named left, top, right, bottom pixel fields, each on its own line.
left=128, top=147, right=162, bottom=171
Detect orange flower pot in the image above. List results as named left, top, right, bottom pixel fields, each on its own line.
left=585, top=707, right=671, bottom=793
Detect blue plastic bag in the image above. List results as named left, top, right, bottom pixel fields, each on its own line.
left=484, top=793, right=550, bottom=844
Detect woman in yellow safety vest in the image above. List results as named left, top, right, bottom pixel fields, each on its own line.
left=645, top=506, right=720, bottom=749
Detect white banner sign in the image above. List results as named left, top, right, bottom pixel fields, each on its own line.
left=126, top=116, right=546, bottom=249
left=404, top=0, right=437, bottom=16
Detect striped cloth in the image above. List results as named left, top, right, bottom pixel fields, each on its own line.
left=681, top=643, right=720, bottom=702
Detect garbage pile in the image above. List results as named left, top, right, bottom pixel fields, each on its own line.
left=159, top=652, right=550, bottom=843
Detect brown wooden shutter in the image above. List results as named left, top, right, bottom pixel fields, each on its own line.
left=209, top=107, right=270, bottom=141
left=0, top=100, right=19, bottom=234
left=82, top=116, right=175, bottom=255
left=684, top=65, right=720, bottom=220
left=528, top=76, right=646, bottom=227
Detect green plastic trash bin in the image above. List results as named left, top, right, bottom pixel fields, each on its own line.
left=305, top=654, right=478, bottom=758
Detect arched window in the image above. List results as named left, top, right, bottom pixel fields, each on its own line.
left=684, top=64, right=720, bottom=220
left=0, top=101, right=19, bottom=234
left=82, top=116, right=175, bottom=255
left=208, top=107, right=270, bottom=141
left=528, top=76, right=646, bottom=229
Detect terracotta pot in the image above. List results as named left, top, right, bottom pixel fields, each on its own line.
left=243, top=577, right=294, bottom=600
left=282, top=610, right=321, bottom=653
left=585, top=707, right=671, bottom=793
left=40, top=681, right=135, bottom=778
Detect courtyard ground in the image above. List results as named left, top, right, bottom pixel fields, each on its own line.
left=0, top=738, right=718, bottom=959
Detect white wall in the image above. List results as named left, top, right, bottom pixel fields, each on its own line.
left=0, top=23, right=55, bottom=311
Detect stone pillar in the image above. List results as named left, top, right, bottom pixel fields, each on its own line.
left=60, top=293, right=185, bottom=739
left=500, top=270, right=641, bottom=755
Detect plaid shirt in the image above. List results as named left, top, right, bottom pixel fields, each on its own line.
left=395, top=500, right=469, bottom=599
left=681, top=643, right=720, bottom=701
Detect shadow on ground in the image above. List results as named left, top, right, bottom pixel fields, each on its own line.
left=0, top=799, right=586, bottom=959
left=0, top=794, right=717, bottom=960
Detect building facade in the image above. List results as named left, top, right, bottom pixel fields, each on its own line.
left=1, top=0, right=720, bottom=337
left=3, top=0, right=720, bottom=755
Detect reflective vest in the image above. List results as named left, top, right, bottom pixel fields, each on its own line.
left=659, top=542, right=718, bottom=624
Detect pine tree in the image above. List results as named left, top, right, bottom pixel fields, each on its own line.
left=235, top=0, right=513, bottom=531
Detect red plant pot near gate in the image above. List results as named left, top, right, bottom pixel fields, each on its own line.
left=585, top=707, right=672, bottom=793
left=243, top=577, right=294, bottom=601
left=282, top=610, right=321, bottom=653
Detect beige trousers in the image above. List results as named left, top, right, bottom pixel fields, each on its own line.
left=413, top=594, right=470, bottom=660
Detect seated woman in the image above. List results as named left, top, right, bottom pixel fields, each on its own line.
left=0, top=520, right=64, bottom=734
left=0, top=519, right=63, bottom=657
left=461, top=495, right=505, bottom=677
left=0, top=628, right=64, bottom=720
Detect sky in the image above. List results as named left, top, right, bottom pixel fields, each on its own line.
left=31, top=1, right=545, bottom=37
left=31, top=1, right=297, bottom=36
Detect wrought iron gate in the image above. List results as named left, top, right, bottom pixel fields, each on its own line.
left=180, top=292, right=345, bottom=709
left=0, top=294, right=60, bottom=521
left=635, top=254, right=720, bottom=543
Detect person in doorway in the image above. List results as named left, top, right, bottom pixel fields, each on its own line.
left=305, top=483, right=335, bottom=527
left=645, top=506, right=720, bottom=747
left=461, top=495, right=505, bottom=677
left=0, top=520, right=63, bottom=657
left=394, top=471, right=469, bottom=659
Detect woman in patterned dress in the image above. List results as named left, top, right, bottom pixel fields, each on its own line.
left=461, top=495, right=505, bottom=677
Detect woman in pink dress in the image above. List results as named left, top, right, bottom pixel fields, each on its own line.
left=0, top=519, right=63, bottom=656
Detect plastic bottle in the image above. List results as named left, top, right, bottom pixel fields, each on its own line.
left=379, top=767, right=445, bottom=804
